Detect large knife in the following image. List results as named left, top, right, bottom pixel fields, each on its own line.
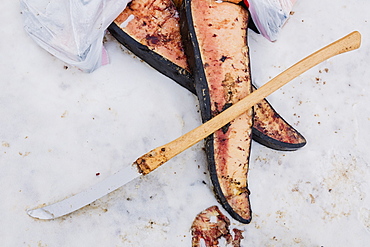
left=27, top=31, right=361, bottom=220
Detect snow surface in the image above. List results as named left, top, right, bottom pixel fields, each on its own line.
left=1, top=0, right=370, bottom=246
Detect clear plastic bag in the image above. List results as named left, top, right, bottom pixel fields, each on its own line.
left=20, top=0, right=130, bottom=72
left=247, top=0, right=297, bottom=41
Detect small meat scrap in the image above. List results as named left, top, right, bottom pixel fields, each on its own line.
left=191, top=205, right=244, bottom=247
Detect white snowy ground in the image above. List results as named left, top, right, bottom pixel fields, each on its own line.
left=1, top=0, right=369, bottom=246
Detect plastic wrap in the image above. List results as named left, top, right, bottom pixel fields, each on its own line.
left=20, top=0, right=297, bottom=73
left=20, top=0, right=130, bottom=72
left=246, top=0, right=297, bottom=41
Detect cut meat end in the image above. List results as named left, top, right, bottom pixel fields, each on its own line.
left=114, top=0, right=189, bottom=70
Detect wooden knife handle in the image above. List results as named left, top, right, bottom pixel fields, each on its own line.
left=134, top=31, right=361, bottom=175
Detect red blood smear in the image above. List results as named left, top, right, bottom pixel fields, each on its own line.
left=243, top=0, right=249, bottom=8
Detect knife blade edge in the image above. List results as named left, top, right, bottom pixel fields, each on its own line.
left=27, top=164, right=141, bottom=220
